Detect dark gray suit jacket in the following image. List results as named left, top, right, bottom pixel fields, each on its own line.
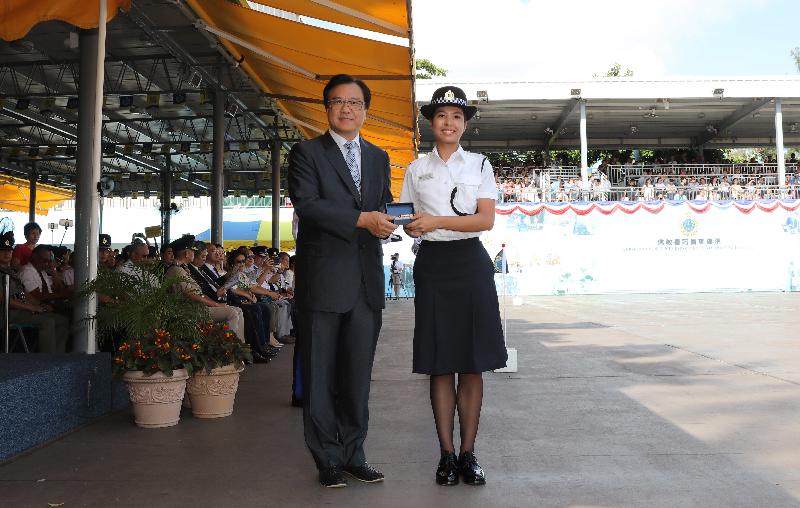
left=288, top=132, right=393, bottom=313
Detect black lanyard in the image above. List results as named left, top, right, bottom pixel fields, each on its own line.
left=450, top=157, right=488, bottom=216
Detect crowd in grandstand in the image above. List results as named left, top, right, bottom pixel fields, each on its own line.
left=3, top=221, right=296, bottom=362
left=494, top=154, right=800, bottom=202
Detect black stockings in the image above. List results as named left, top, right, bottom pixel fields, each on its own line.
left=430, top=373, right=483, bottom=454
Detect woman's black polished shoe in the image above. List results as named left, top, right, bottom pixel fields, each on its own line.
left=458, top=451, right=486, bottom=485
left=435, top=451, right=459, bottom=486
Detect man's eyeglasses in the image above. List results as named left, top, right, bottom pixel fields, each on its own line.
left=327, top=98, right=365, bottom=111
left=246, top=255, right=254, bottom=259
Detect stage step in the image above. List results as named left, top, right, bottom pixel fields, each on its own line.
left=0, top=353, right=128, bottom=462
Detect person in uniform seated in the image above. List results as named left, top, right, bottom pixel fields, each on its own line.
left=0, top=232, right=69, bottom=352
left=98, top=234, right=113, bottom=267
left=165, top=235, right=245, bottom=341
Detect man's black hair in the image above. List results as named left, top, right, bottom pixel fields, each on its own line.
left=322, top=74, right=371, bottom=110
left=24, top=222, right=42, bottom=236
left=32, top=244, right=52, bottom=256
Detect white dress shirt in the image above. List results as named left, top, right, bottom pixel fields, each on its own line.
left=19, top=263, right=52, bottom=293
left=328, top=129, right=361, bottom=187
left=399, top=145, right=497, bottom=242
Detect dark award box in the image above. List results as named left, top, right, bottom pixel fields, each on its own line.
left=386, top=202, right=415, bottom=225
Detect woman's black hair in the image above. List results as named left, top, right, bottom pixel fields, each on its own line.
left=227, top=249, right=246, bottom=267
left=322, top=74, right=371, bottom=109
left=24, top=222, right=42, bottom=235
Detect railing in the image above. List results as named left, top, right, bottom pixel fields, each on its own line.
left=498, top=184, right=798, bottom=203
left=606, top=163, right=798, bottom=184
left=493, top=163, right=800, bottom=187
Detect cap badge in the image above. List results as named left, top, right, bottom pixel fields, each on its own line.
left=444, top=89, right=455, bottom=101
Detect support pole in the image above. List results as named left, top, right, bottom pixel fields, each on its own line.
left=161, top=155, right=173, bottom=247
left=271, top=139, right=281, bottom=250
left=775, top=98, right=786, bottom=188
left=579, top=100, right=589, bottom=191
left=211, top=90, right=225, bottom=245
left=3, top=273, right=9, bottom=354
left=28, top=162, right=37, bottom=224
left=72, top=1, right=107, bottom=354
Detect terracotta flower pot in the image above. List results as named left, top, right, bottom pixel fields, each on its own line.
left=186, top=364, right=244, bottom=419
left=123, top=369, right=189, bottom=428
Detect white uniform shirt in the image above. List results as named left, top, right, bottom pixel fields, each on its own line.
left=19, top=263, right=52, bottom=293
left=399, top=146, right=497, bottom=242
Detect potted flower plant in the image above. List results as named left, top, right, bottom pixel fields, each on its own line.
left=81, top=263, right=209, bottom=428
left=186, top=321, right=253, bottom=418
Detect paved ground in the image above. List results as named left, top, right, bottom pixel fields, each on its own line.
left=1, top=292, right=799, bottom=508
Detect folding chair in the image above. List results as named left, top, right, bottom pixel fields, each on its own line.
left=9, top=323, right=37, bottom=353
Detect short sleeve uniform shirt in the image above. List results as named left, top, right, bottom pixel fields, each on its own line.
left=399, top=145, right=497, bottom=242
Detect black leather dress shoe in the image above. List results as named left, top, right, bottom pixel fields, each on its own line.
left=435, top=452, right=459, bottom=486
left=458, top=451, right=486, bottom=485
left=252, top=352, right=271, bottom=364
left=344, top=463, right=384, bottom=483
left=319, top=465, right=347, bottom=488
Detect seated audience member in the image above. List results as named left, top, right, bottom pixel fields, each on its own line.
left=12, top=221, right=42, bottom=268
left=165, top=235, right=245, bottom=342
left=98, top=234, right=113, bottom=268
left=0, top=231, right=69, bottom=353
left=250, top=248, right=294, bottom=343
left=160, top=244, right=175, bottom=268
left=19, top=244, right=72, bottom=310
left=188, top=244, right=277, bottom=362
left=201, top=244, right=226, bottom=281
left=227, top=249, right=286, bottom=350
left=54, top=247, right=75, bottom=291
left=118, top=241, right=159, bottom=285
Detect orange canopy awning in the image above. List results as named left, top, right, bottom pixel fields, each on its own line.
left=186, top=0, right=417, bottom=197
left=0, top=0, right=131, bottom=42
left=0, top=176, right=74, bottom=215
left=239, top=0, right=409, bottom=37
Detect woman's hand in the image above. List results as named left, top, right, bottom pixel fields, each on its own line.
left=404, top=213, right=439, bottom=237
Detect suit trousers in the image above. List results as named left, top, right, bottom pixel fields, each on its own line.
left=208, top=305, right=245, bottom=343
left=299, top=287, right=381, bottom=470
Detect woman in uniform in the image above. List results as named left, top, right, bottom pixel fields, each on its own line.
left=400, top=86, right=507, bottom=487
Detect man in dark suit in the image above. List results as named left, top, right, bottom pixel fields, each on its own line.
left=288, top=74, right=397, bottom=488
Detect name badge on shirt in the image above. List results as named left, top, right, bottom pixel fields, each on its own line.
left=418, top=172, right=434, bottom=181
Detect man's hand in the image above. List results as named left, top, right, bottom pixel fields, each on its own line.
left=357, top=211, right=398, bottom=238
left=216, top=287, right=227, bottom=297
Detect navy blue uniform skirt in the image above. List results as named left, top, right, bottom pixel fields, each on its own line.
left=412, top=238, right=508, bottom=375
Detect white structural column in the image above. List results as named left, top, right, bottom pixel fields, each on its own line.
left=271, top=139, right=281, bottom=249
left=579, top=101, right=589, bottom=187
left=72, top=0, right=107, bottom=354
left=775, top=98, right=786, bottom=188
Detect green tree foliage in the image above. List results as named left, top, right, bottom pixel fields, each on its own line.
left=593, top=62, right=634, bottom=78
left=792, top=47, right=800, bottom=73
left=415, top=58, right=447, bottom=79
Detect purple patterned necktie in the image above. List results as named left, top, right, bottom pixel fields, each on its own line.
left=344, top=140, right=361, bottom=195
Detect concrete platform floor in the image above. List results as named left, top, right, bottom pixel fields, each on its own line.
left=1, top=292, right=799, bottom=508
